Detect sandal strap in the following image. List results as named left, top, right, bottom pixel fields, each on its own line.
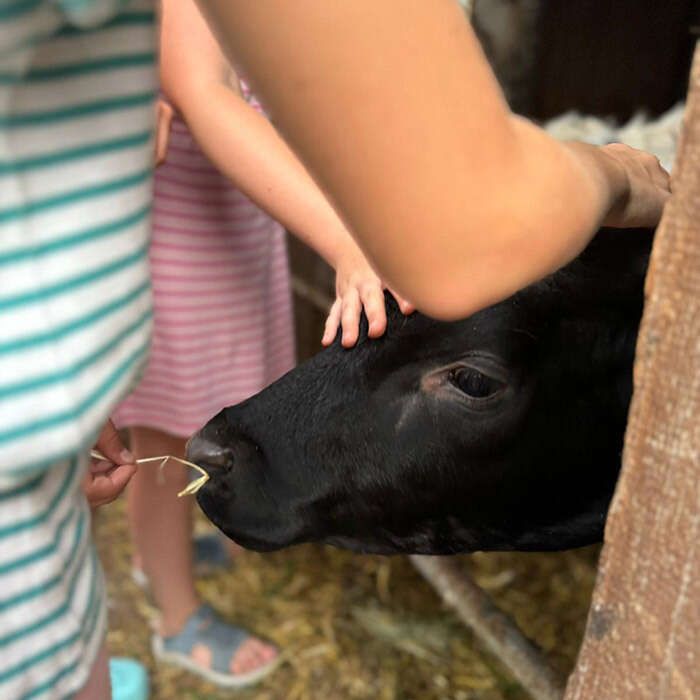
left=161, top=605, right=254, bottom=673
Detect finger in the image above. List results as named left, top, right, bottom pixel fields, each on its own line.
left=644, top=156, right=671, bottom=190
left=656, top=165, right=671, bottom=192
left=90, top=459, right=114, bottom=475
left=657, top=188, right=672, bottom=213
left=401, top=299, right=417, bottom=314
left=95, top=420, right=134, bottom=466
left=85, top=464, right=137, bottom=507
left=155, top=101, right=173, bottom=166
left=322, top=299, right=342, bottom=346
left=156, top=101, right=173, bottom=164
left=107, top=463, right=137, bottom=499
left=83, top=473, right=115, bottom=507
left=388, top=288, right=416, bottom=315
left=361, top=284, right=387, bottom=338
left=340, top=290, right=362, bottom=348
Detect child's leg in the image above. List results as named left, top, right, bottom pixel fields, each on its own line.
left=127, top=427, right=199, bottom=634
left=225, top=540, right=245, bottom=558
left=127, top=426, right=276, bottom=675
left=74, top=643, right=111, bottom=700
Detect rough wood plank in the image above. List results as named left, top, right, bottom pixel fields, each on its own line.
left=565, top=43, right=700, bottom=700
left=411, top=556, right=566, bottom=700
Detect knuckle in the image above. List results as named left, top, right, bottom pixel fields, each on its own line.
left=361, top=278, right=378, bottom=292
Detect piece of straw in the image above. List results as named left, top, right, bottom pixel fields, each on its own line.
left=89, top=450, right=209, bottom=497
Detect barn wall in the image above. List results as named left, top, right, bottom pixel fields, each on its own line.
left=288, top=236, right=334, bottom=363
left=530, top=0, right=700, bottom=121
left=472, top=0, right=700, bottom=120
left=472, top=0, right=542, bottom=114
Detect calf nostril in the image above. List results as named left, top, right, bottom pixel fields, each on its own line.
left=186, top=435, right=232, bottom=469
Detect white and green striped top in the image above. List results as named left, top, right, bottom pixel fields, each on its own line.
left=0, top=0, right=156, bottom=481
left=0, top=1, right=155, bottom=696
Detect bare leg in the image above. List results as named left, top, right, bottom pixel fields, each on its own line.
left=225, top=540, right=245, bottom=558
left=128, top=427, right=199, bottom=634
left=74, top=642, right=111, bottom=700
left=127, top=426, right=276, bottom=674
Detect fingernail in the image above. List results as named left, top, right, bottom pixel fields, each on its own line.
left=120, top=448, right=135, bottom=463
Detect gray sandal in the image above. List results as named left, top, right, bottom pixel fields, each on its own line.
left=151, top=605, right=280, bottom=688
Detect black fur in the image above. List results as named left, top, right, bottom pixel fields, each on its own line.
left=191, top=228, right=653, bottom=555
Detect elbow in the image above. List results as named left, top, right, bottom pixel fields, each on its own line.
left=409, top=285, right=492, bottom=322
left=161, top=78, right=219, bottom=122
left=392, top=267, right=500, bottom=322
left=388, top=231, right=539, bottom=321
left=391, top=212, right=585, bottom=321
left=162, top=85, right=196, bottom=122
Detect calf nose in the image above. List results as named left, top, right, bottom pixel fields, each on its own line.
left=186, top=434, right=233, bottom=469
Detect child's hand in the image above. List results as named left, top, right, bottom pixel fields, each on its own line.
left=155, top=99, right=174, bottom=166
left=322, top=250, right=415, bottom=348
left=82, top=420, right=138, bottom=508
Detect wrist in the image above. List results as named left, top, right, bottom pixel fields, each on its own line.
left=313, top=224, right=363, bottom=271
left=565, top=142, right=629, bottom=223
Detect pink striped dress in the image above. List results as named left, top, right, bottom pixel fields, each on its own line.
left=113, top=100, right=295, bottom=438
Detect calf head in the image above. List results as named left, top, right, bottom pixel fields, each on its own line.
left=189, top=228, right=653, bottom=555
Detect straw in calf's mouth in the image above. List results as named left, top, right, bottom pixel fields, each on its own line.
left=90, top=450, right=210, bottom=497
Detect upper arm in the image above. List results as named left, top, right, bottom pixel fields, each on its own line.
left=192, top=1, right=611, bottom=319
left=160, top=0, right=237, bottom=110
left=191, top=1, right=520, bottom=268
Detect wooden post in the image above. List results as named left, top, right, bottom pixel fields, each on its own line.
left=565, top=43, right=700, bottom=700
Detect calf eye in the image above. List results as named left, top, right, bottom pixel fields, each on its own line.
left=450, top=367, right=505, bottom=399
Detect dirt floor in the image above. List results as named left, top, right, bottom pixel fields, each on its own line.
left=96, top=499, right=599, bottom=700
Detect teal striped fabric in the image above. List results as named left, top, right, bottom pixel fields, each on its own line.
left=0, top=1, right=155, bottom=697
left=0, top=0, right=155, bottom=478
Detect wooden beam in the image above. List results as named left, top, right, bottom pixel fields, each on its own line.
left=565, top=42, right=700, bottom=700
left=411, top=556, right=565, bottom=700
left=291, top=274, right=333, bottom=314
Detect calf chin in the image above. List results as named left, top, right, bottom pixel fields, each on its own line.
left=191, top=228, right=653, bottom=555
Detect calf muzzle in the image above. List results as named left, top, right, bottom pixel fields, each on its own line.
left=186, top=434, right=232, bottom=470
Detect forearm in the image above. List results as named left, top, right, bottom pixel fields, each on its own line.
left=170, top=82, right=360, bottom=270
left=196, top=0, right=636, bottom=319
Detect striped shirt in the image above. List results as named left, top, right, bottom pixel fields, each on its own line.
left=0, top=1, right=155, bottom=696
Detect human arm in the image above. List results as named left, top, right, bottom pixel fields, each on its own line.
left=160, top=0, right=413, bottom=346
left=154, top=98, right=173, bottom=167
left=195, top=0, right=670, bottom=320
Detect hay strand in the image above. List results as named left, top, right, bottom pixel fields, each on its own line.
left=89, top=449, right=209, bottom=497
